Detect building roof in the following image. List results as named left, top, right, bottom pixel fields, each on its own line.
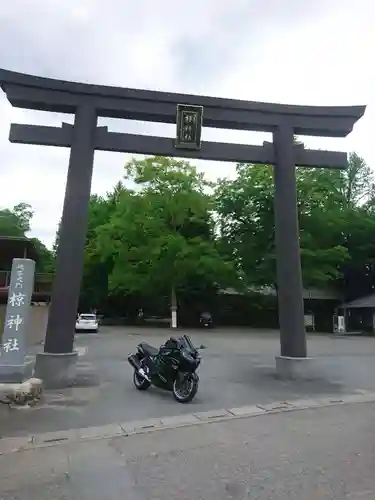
left=340, top=293, right=375, bottom=309
left=220, top=286, right=342, bottom=300
left=0, top=236, right=40, bottom=265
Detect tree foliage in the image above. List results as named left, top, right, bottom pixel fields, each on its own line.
left=0, top=202, right=33, bottom=237
left=44, top=150, right=375, bottom=319
left=79, top=193, right=119, bottom=310
left=215, top=152, right=375, bottom=296
left=0, top=203, right=53, bottom=272
left=91, top=157, right=235, bottom=322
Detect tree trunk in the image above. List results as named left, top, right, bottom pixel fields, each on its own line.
left=171, top=286, right=178, bottom=329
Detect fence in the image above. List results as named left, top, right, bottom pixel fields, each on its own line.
left=0, top=271, right=53, bottom=294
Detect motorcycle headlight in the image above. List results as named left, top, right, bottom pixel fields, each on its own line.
left=182, top=350, right=194, bottom=362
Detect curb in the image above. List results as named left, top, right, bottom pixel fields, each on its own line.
left=1, top=391, right=375, bottom=455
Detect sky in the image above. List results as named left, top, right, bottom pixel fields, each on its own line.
left=0, top=0, right=374, bottom=248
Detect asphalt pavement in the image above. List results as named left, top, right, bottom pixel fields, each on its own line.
left=1, top=327, right=375, bottom=438
left=1, top=401, right=375, bottom=499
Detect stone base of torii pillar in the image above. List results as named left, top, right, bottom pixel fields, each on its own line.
left=34, top=351, right=78, bottom=389
left=275, top=356, right=315, bottom=380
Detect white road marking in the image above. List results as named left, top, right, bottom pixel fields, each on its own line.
left=75, top=346, right=87, bottom=357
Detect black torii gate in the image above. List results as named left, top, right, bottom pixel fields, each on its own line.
left=0, top=69, right=365, bottom=387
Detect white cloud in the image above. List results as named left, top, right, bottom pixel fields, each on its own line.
left=0, top=0, right=373, bottom=248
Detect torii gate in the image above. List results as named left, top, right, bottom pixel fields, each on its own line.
left=0, top=69, right=365, bottom=387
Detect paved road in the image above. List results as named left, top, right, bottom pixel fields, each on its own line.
left=1, top=402, right=375, bottom=499
left=1, top=327, right=375, bottom=438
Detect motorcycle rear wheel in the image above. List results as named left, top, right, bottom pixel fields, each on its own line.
left=172, top=375, right=198, bottom=403
left=133, top=370, right=151, bottom=391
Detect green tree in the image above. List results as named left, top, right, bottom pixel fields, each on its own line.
left=0, top=202, right=33, bottom=237
left=52, top=183, right=127, bottom=311
left=334, top=153, right=375, bottom=299
left=216, top=163, right=277, bottom=288
left=51, top=220, right=60, bottom=257
left=79, top=193, right=119, bottom=311
left=0, top=202, right=54, bottom=272
left=95, top=156, right=235, bottom=327
left=341, top=152, right=375, bottom=207
left=215, top=160, right=354, bottom=291
left=30, top=238, right=55, bottom=273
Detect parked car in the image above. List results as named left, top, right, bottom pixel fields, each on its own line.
left=75, top=313, right=99, bottom=333
left=199, top=311, right=213, bottom=328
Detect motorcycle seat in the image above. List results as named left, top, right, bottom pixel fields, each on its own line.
left=139, top=342, right=159, bottom=356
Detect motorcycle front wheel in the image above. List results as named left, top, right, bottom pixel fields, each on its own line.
left=172, top=374, right=198, bottom=403
left=133, top=370, right=151, bottom=391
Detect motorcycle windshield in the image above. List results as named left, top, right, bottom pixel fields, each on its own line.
left=180, top=335, right=196, bottom=352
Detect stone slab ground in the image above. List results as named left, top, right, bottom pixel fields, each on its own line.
left=1, top=400, right=375, bottom=499
left=1, top=327, right=375, bottom=439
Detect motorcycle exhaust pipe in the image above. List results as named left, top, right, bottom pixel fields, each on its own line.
left=127, top=354, right=141, bottom=371
left=127, top=354, right=151, bottom=382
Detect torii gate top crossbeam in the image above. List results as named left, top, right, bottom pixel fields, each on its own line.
left=0, top=69, right=366, bottom=137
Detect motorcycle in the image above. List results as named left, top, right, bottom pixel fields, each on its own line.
left=127, top=335, right=201, bottom=403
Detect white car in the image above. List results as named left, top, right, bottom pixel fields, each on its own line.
left=75, top=314, right=99, bottom=332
